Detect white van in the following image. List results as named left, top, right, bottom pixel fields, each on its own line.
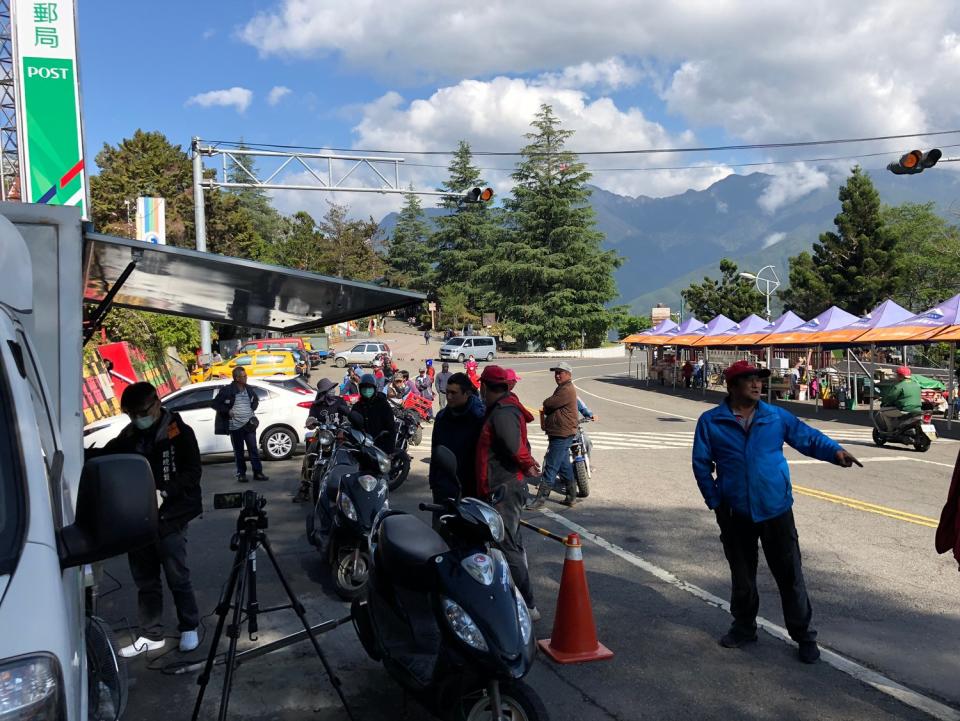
left=439, top=336, right=498, bottom=362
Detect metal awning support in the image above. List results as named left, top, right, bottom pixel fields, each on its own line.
left=949, top=343, right=956, bottom=431
left=82, top=250, right=141, bottom=344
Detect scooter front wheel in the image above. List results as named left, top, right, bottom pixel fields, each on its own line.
left=388, top=453, right=411, bottom=491
left=333, top=547, right=371, bottom=600
left=447, top=680, right=548, bottom=721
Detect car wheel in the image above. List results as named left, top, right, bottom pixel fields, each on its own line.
left=261, top=426, right=296, bottom=460
left=485, top=352, right=494, bottom=361
left=336, top=357, right=347, bottom=368
left=458, top=353, right=465, bottom=363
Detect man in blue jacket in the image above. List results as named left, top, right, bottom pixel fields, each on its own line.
left=692, top=360, right=860, bottom=664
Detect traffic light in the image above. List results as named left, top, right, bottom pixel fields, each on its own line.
left=887, top=148, right=941, bottom=175
left=463, top=187, right=494, bottom=203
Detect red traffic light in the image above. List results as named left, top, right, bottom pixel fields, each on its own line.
left=464, top=187, right=494, bottom=203
left=888, top=148, right=941, bottom=175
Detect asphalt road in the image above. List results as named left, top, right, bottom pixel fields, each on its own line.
left=102, top=340, right=960, bottom=721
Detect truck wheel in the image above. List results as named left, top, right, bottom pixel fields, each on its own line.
left=574, top=460, right=590, bottom=498
left=336, top=357, right=347, bottom=368
left=261, top=426, right=296, bottom=460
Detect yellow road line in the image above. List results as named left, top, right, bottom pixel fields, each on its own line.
left=793, top=484, right=940, bottom=528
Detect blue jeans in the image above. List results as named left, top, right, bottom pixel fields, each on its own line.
left=229, top=426, right=263, bottom=476
left=541, top=435, right=574, bottom=491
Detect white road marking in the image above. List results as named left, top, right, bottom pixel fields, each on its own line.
left=539, top=508, right=960, bottom=721
left=574, top=382, right=701, bottom=421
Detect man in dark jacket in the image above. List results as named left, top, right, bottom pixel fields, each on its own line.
left=475, top=365, right=541, bottom=618
left=435, top=362, right=452, bottom=409
left=692, top=361, right=860, bottom=664
left=213, top=368, right=268, bottom=482
left=89, top=382, right=202, bottom=657
left=430, top=372, right=485, bottom=507
left=353, top=373, right=396, bottom=454
left=531, top=361, right=579, bottom=507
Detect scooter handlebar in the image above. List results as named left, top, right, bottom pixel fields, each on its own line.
left=419, top=503, right=445, bottom=513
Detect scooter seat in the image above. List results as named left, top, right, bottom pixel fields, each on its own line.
left=376, top=514, right=448, bottom=586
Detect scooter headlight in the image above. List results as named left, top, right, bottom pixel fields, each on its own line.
left=376, top=448, right=391, bottom=475
left=461, top=553, right=495, bottom=586
left=514, top=588, right=532, bottom=645
left=338, top=492, right=358, bottom=521
left=441, top=598, right=488, bottom=651
left=477, top=504, right=505, bottom=544
left=319, top=429, right=335, bottom=446
left=357, top=474, right=379, bottom=492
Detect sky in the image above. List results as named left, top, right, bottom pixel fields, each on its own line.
left=77, top=0, right=960, bottom=222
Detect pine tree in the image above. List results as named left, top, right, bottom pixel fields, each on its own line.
left=386, top=187, right=431, bottom=289
left=317, top=202, right=386, bottom=282
left=226, top=141, right=283, bottom=246
left=482, top=105, right=622, bottom=347
left=779, top=166, right=901, bottom=316
left=779, top=251, right=830, bottom=318
left=431, top=141, right=501, bottom=310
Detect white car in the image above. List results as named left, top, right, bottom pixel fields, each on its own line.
left=83, top=379, right=311, bottom=461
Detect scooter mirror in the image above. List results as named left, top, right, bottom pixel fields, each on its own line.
left=433, top=446, right=460, bottom=489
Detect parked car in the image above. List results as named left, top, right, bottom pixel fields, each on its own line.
left=334, top=341, right=392, bottom=367
left=83, top=379, right=311, bottom=461
left=305, top=335, right=331, bottom=362
left=207, top=350, right=299, bottom=379
left=240, top=336, right=307, bottom=354
left=260, top=374, right=316, bottom=396
left=439, top=335, right=498, bottom=362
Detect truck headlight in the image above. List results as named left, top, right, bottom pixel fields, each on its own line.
left=0, top=654, right=63, bottom=719
left=441, top=598, right=488, bottom=651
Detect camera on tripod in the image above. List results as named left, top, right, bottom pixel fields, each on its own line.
left=213, top=490, right=268, bottom=531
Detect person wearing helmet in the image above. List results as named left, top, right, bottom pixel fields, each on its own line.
left=879, top=366, right=923, bottom=432
left=353, top=373, right=396, bottom=454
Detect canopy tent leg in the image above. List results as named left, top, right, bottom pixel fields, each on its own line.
left=704, top=347, right=708, bottom=397
left=869, top=344, right=876, bottom=413
left=949, top=343, right=956, bottom=431
left=814, top=345, right=821, bottom=413
left=766, top=346, right=772, bottom=403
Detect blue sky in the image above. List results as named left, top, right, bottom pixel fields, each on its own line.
left=76, top=1, right=960, bottom=221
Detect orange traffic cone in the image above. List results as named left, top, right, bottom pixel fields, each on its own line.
left=538, top=533, right=613, bottom=664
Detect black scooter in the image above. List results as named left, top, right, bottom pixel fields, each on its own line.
left=307, top=421, right=392, bottom=599
left=352, top=447, right=547, bottom=721
left=872, top=409, right=934, bottom=452
left=387, top=409, right=420, bottom=491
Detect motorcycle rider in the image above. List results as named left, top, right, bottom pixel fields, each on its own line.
left=531, top=361, right=579, bottom=508
left=429, top=372, right=485, bottom=522
left=474, top=365, right=541, bottom=619
left=294, top=378, right=352, bottom=503
left=878, top=366, right=922, bottom=433
left=353, top=373, right=397, bottom=455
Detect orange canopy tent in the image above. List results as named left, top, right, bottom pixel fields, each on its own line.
left=856, top=293, right=960, bottom=343
left=705, top=313, right=772, bottom=346
left=686, top=314, right=739, bottom=347
left=755, top=306, right=858, bottom=346
left=667, top=318, right=710, bottom=347
left=646, top=317, right=701, bottom=346
left=802, top=299, right=913, bottom=344
left=622, top=318, right=677, bottom=345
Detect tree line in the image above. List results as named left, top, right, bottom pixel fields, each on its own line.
left=681, top=166, right=960, bottom=323
left=90, top=105, right=629, bottom=356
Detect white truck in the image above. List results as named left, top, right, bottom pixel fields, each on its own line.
left=0, top=202, right=422, bottom=719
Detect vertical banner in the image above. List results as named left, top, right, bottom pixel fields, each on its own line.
left=136, top=196, right=166, bottom=244
left=12, top=0, right=87, bottom=217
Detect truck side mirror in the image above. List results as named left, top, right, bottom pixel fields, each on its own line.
left=59, top=454, right=158, bottom=569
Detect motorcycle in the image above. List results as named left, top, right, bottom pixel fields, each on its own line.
left=299, top=414, right=340, bottom=503
left=872, top=410, right=935, bottom=452
left=386, top=407, right=422, bottom=492
left=570, top=418, right=594, bottom=498
left=351, top=447, right=546, bottom=721
left=307, top=421, right=392, bottom=599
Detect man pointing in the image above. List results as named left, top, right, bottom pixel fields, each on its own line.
left=692, top=361, right=860, bottom=664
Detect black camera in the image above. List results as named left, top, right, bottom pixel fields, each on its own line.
left=214, top=490, right=266, bottom=511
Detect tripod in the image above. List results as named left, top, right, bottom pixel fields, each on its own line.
left=190, top=503, right=354, bottom=721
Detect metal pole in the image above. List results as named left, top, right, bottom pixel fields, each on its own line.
left=703, top=346, right=708, bottom=397
left=949, top=342, right=955, bottom=430
left=192, top=137, right=212, bottom=356
left=766, top=346, right=772, bottom=403
left=869, top=344, right=876, bottom=413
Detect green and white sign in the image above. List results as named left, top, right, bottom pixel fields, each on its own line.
left=13, top=0, right=87, bottom=217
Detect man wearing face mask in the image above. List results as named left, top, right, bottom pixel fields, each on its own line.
left=87, top=382, right=202, bottom=657
left=352, top=373, right=396, bottom=455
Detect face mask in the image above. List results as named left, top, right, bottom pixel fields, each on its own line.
left=361, top=387, right=375, bottom=399
left=325, top=390, right=337, bottom=400
left=133, top=414, right=157, bottom=430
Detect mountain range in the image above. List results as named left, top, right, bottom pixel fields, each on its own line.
left=379, top=167, right=960, bottom=315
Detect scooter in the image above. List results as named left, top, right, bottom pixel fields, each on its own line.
left=387, top=409, right=420, bottom=491
left=872, top=410, right=935, bottom=452
left=570, top=418, right=594, bottom=498
left=307, top=421, right=392, bottom=599
left=299, top=414, right=339, bottom=504
left=351, top=447, right=547, bottom=721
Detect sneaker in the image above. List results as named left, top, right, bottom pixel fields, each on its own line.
left=179, top=629, right=200, bottom=652
left=527, top=606, right=542, bottom=622
left=237, top=474, right=249, bottom=483
left=253, top=472, right=269, bottom=481
left=119, top=636, right=165, bottom=658
left=718, top=628, right=758, bottom=648
left=798, top=640, right=820, bottom=664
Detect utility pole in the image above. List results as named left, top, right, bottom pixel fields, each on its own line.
left=192, top=137, right=211, bottom=356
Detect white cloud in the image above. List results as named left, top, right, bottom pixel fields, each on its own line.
left=267, top=85, right=292, bottom=105
left=240, top=1, right=960, bottom=143
left=757, top=163, right=829, bottom=214
left=763, top=232, right=786, bottom=248
left=350, top=75, right=732, bottom=202
left=715, top=200, right=728, bottom=214
left=186, top=86, right=253, bottom=113
left=535, top=58, right=643, bottom=91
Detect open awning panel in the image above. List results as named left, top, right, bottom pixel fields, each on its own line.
left=83, top=233, right=425, bottom=333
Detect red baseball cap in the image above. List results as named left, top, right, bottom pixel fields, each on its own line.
left=896, top=365, right=911, bottom=378
left=480, top=365, right=511, bottom=385
left=725, top=360, right=771, bottom=382
left=505, top=368, right=521, bottom=389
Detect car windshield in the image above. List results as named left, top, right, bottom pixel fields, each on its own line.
left=446, top=338, right=465, bottom=347
left=0, top=351, right=24, bottom=574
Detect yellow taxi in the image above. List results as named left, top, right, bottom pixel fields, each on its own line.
left=207, top=350, right=299, bottom=379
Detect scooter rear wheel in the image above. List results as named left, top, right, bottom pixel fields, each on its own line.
left=574, top=460, right=590, bottom=498
left=447, top=680, right=548, bottom=721
left=914, top=429, right=931, bottom=452
left=872, top=427, right=886, bottom=447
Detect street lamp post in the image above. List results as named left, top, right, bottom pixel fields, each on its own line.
left=739, top=265, right=780, bottom=321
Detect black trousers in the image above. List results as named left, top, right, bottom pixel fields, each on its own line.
left=491, top=480, right=535, bottom=609
left=229, top=426, right=263, bottom=475
left=127, top=527, right=200, bottom=640
left=715, top=507, right=816, bottom=643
